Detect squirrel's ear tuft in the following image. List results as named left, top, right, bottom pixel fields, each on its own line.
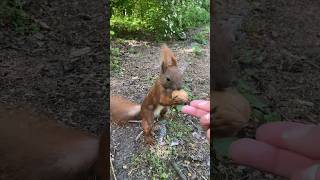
left=171, top=55, right=177, bottom=66
left=161, top=62, right=166, bottom=73
left=160, top=44, right=177, bottom=73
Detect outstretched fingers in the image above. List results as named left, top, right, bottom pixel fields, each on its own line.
left=256, top=121, right=320, bottom=159
left=181, top=100, right=210, bottom=118
left=229, top=138, right=316, bottom=178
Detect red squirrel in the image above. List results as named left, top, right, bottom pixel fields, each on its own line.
left=111, top=44, right=189, bottom=145
left=212, top=23, right=251, bottom=137
left=0, top=104, right=107, bottom=180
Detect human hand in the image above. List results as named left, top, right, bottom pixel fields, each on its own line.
left=181, top=100, right=210, bottom=141
left=229, top=121, right=320, bottom=180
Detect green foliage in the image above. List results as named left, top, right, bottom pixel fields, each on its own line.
left=110, top=47, right=122, bottom=73
left=131, top=148, right=174, bottom=179
left=166, top=118, right=192, bottom=139
left=110, top=16, right=148, bottom=37
left=242, top=93, right=268, bottom=111
left=192, top=44, right=203, bottom=56
left=192, top=32, right=208, bottom=45
left=214, top=137, right=239, bottom=157
left=146, top=151, right=173, bottom=179
left=110, top=30, right=116, bottom=38
left=110, top=0, right=209, bottom=39
left=237, top=79, right=282, bottom=123
left=183, top=84, right=196, bottom=100
left=238, top=49, right=266, bottom=65
left=263, top=112, right=281, bottom=123
left=0, top=0, right=39, bottom=34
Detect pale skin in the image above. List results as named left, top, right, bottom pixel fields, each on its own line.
left=181, top=100, right=320, bottom=180
left=181, top=100, right=210, bottom=141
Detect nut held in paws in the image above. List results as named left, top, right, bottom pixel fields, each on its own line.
left=172, top=90, right=189, bottom=103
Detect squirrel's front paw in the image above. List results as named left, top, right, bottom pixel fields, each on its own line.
left=144, top=136, right=155, bottom=145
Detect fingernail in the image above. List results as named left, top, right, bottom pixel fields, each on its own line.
left=204, top=113, right=210, bottom=121
left=282, top=125, right=314, bottom=141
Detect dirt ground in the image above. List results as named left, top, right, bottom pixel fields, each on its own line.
left=0, top=0, right=107, bottom=134
left=110, top=27, right=210, bottom=179
left=215, top=0, right=320, bottom=179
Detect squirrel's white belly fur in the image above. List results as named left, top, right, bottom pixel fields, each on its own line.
left=154, top=105, right=164, bottom=117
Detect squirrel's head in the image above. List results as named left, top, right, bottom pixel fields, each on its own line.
left=159, top=44, right=183, bottom=91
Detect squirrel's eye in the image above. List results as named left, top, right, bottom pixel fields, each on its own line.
left=166, top=77, right=171, bottom=81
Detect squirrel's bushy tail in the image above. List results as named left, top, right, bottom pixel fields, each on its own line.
left=91, top=127, right=107, bottom=180
left=110, top=96, right=141, bottom=125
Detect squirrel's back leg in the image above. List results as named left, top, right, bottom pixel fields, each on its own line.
left=141, top=109, right=155, bottom=145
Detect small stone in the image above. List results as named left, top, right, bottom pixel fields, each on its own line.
left=37, top=41, right=45, bottom=47
left=192, top=132, right=201, bottom=139
left=187, top=173, right=192, bottom=177
left=78, top=13, right=92, bottom=20
left=34, top=32, right=45, bottom=40
left=170, top=140, right=179, bottom=146
left=132, top=76, right=139, bottom=80
left=38, top=21, right=50, bottom=30
left=295, top=99, right=314, bottom=107
left=123, top=165, right=127, bottom=169
left=265, top=174, right=274, bottom=179
left=271, top=31, right=279, bottom=38
left=70, top=47, right=91, bottom=58
left=191, top=173, right=197, bottom=180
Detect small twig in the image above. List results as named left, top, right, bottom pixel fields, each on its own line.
left=285, top=86, right=304, bottom=90
left=128, top=167, right=139, bottom=176
left=30, top=15, right=51, bottom=30
left=188, top=166, right=208, bottom=180
left=171, top=161, right=187, bottom=180
left=195, top=171, right=208, bottom=180
left=110, top=156, right=117, bottom=180
left=128, top=120, right=141, bottom=123
left=305, top=61, right=320, bottom=69
left=135, top=131, right=144, bottom=141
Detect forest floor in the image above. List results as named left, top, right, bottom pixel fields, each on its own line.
left=214, top=0, right=320, bottom=179
left=110, top=25, right=210, bottom=179
left=0, top=0, right=106, bottom=136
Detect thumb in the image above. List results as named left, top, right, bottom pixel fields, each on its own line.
left=291, top=164, right=320, bottom=180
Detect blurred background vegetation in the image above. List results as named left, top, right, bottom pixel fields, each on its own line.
left=0, top=0, right=39, bottom=34
left=110, top=0, right=210, bottom=40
